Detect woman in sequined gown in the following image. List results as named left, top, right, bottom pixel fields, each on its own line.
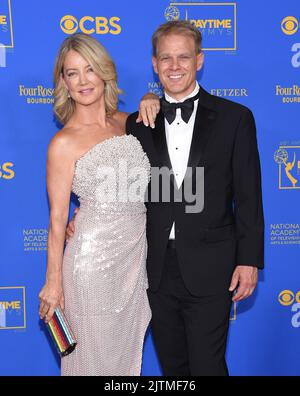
left=38, top=33, right=157, bottom=375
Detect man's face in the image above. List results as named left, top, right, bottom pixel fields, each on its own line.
left=152, top=33, right=204, bottom=101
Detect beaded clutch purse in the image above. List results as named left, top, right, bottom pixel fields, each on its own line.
left=46, top=307, right=77, bottom=357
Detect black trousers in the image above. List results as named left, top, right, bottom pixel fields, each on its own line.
left=147, top=245, right=233, bottom=376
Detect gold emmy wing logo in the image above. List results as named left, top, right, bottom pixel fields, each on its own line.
left=278, top=290, right=300, bottom=306
left=274, top=146, right=300, bottom=189
left=164, top=5, right=181, bottom=21
left=281, top=16, right=299, bottom=35
left=60, top=15, right=121, bottom=35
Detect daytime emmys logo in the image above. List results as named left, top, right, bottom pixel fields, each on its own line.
left=91, top=160, right=204, bottom=214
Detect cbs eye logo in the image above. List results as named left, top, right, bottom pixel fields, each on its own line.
left=0, top=162, right=15, bottom=180
left=278, top=290, right=300, bottom=306
left=60, top=15, right=78, bottom=34
left=281, top=16, right=299, bottom=35
left=60, top=15, right=121, bottom=35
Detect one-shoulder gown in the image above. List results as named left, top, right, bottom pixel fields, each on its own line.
left=61, top=134, right=151, bottom=376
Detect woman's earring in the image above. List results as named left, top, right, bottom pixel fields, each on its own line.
left=67, top=91, right=71, bottom=98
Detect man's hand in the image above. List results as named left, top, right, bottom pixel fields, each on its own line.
left=136, top=92, right=160, bottom=129
left=65, top=207, right=79, bottom=242
left=229, top=265, right=258, bottom=302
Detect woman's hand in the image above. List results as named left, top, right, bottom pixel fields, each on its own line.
left=136, top=92, right=161, bottom=129
left=39, top=278, right=64, bottom=323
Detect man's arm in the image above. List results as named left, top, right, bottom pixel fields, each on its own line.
left=232, top=108, right=264, bottom=268
left=229, top=108, right=264, bottom=301
left=136, top=92, right=160, bottom=128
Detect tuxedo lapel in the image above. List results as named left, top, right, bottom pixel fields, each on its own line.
left=152, top=111, right=173, bottom=170
left=186, top=90, right=217, bottom=174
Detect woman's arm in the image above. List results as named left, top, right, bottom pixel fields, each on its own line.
left=39, top=132, right=75, bottom=323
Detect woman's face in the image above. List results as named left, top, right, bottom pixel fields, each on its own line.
left=62, top=49, right=104, bottom=106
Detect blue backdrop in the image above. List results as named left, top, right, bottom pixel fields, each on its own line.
left=0, top=0, right=300, bottom=376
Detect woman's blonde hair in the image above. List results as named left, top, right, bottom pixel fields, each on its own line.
left=53, top=33, right=121, bottom=125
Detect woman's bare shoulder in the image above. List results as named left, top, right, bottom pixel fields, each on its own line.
left=48, top=126, right=80, bottom=159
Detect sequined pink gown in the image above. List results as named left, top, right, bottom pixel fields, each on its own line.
left=61, top=134, right=151, bottom=376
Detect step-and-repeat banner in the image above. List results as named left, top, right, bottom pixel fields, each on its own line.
left=0, top=0, right=299, bottom=376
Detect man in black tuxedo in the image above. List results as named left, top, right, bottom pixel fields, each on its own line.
left=126, top=20, right=264, bottom=376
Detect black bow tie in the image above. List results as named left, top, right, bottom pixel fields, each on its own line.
left=161, top=90, right=200, bottom=125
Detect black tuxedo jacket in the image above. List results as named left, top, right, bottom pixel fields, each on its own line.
left=126, top=87, right=264, bottom=296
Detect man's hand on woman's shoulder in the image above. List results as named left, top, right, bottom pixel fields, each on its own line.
left=136, top=92, right=160, bottom=129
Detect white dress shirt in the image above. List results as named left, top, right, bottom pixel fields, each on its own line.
left=164, top=82, right=200, bottom=239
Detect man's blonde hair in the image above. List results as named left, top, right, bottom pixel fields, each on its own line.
left=152, top=20, right=202, bottom=56
left=53, top=33, right=121, bottom=125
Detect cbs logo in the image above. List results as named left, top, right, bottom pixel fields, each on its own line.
left=60, top=15, right=121, bottom=35
left=281, top=16, right=299, bottom=35
left=278, top=290, right=300, bottom=306
left=278, top=290, right=300, bottom=328
left=0, top=162, right=14, bottom=180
